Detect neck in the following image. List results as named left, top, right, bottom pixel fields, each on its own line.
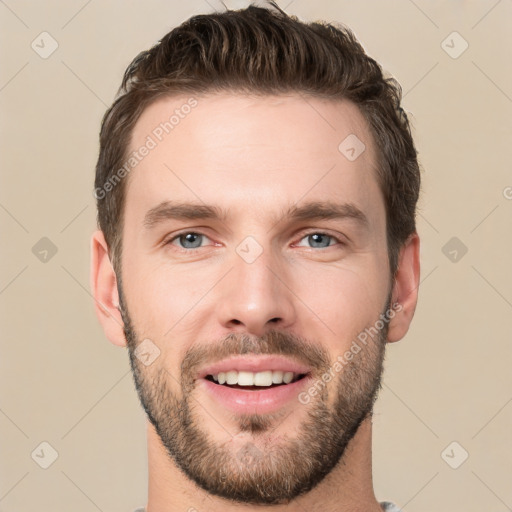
left=144, top=415, right=382, bottom=512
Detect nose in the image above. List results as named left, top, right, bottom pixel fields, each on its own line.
left=216, top=244, right=297, bottom=337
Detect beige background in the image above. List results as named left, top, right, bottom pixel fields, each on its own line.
left=1, top=0, right=511, bottom=510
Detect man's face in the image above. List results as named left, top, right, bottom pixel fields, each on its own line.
left=118, top=93, right=392, bottom=504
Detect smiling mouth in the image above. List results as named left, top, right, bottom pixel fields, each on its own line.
left=204, top=372, right=309, bottom=391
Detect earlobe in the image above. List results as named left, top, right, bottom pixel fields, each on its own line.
left=90, top=230, right=127, bottom=347
left=386, top=232, right=420, bottom=343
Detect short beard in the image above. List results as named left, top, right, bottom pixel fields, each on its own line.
left=119, top=286, right=390, bottom=505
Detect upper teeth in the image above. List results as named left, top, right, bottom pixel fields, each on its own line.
left=211, top=370, right=298, bottom=386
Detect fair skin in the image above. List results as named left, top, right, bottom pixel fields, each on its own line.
left=91, top=93, right=420, bottom=512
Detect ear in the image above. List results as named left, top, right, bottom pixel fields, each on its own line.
left=90, top=230, right=126, bottom=347
left=387, top=232, right=420, bottom=343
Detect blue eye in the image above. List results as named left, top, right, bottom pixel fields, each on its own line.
left=167, top=232, right=208, bottom=250
left=296, top=232, right=341, bottom=249
left=165, top=231, right=344, bottom=251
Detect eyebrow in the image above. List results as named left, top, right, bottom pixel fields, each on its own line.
left=143, top=199, right=369, bottom=231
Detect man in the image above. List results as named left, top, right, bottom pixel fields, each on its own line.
left=91, top=2, right=421, bottom=511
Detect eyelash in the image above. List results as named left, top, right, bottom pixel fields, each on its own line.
left=163, top=230, right=346, bottom=252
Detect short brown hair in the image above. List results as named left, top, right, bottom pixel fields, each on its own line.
left=94, top=2, right=421, bottom=280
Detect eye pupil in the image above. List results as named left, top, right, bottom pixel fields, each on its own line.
left=309, top=233, right=330, bottom=248
left=180, top=232, right=202, bottom=248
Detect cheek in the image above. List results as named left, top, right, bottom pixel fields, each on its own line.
left=292, top=259, right=387, bottom=339
left=123, top=249, right=389, bottom=350
left=122, top=259, right=190, bottom=337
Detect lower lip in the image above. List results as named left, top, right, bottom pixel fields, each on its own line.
left=198, top=376, right=311, bottom=415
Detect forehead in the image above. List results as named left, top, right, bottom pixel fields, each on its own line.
left=124, top=92, right=382, bottom=227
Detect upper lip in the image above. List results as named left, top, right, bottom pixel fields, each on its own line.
left=197, top=355, right=312, bottom=380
